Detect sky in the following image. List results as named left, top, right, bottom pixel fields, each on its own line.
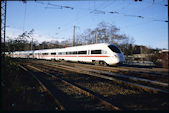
left=5, top=0, right=168, bottom=49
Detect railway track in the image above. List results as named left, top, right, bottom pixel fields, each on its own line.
left=22, top=59, right=169, bottom=79
left=56, top=61, right=169, bottom=82
left=29, top=60, right=169, bottom=94
left=19, top=65, right=65, bottom=111
left=20, top=60, right=169, bottom=110
left=19, top=64, right=120, bottom=110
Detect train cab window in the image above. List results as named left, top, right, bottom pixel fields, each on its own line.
left=108, top=45, right=121, bottom=53
left=51, top=52, right=56, bottom=55
left=91, top=50, right=102, bottom=54
left=78, top=51, right=87, bottom=54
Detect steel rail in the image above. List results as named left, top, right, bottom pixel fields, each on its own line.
left=34, top=62, right=169, bottom=94
left=25, top=64, right=120, bottom=110
left=56, top=61, right=168, bottom=77
left=44, top=61, right=168, bottom=86
left=74, top=66, right=168, bottom=87
left=19, top=65, right=65, bottom=111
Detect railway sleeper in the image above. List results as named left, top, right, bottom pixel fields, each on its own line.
left=25, top=64, right=120, bottom=110
left=40, top=62, right=169, bottom=94
left=19, top=65, right=65, bottom=111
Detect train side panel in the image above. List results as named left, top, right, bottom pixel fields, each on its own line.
left=8, top=43, right=125, bottom=65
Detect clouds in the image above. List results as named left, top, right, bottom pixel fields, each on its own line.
left=32, top=33, right=57, bottom=43
left=6, top=27, right=22, bottom=39
left=6, top=27, right=58, bottom=43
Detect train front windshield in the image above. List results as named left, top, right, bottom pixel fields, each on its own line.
left=108, top=45, right=121, bottom=53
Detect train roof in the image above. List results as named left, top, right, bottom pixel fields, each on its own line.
left=60, top=43, right=109, bottom=49
left=13, top=43, right=114, bottom=53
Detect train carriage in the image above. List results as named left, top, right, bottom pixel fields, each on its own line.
left=8, top=43, right=125, bottom=65
left=35, top=49, right=58, bottom=60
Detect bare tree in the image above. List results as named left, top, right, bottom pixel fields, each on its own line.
left=77, top=22, right=128, bottom=45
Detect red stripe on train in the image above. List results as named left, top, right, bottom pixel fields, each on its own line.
left=78, top=56, right=109, bottom=57
left=14, top=55, right=110, bottom=57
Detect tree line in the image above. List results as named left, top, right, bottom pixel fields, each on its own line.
left=3, top=21, right=168, bottom=67
left=4, top=21, right=161, bottom=56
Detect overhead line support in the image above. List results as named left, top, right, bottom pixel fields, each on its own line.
left=1, top=0, right=7, bottom=58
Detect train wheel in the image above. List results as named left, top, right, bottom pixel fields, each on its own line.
left=103, top=62, right=108, bottom=66
left=99, top=61, right=107, bottom=66
left=94, top=61, right=100, bottom=66
left=51, top=59, right=55, bottom=61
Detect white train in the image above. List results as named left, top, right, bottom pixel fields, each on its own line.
left=8, top=43, right=125, bottom=65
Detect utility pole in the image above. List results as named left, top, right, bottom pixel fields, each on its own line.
left=31, top=38, right=33, bottom=50
left=95, top=33, right=98, bottom=44
left=72, top=25, right=75, bottom=46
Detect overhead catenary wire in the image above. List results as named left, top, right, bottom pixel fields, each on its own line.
left=90, top=9, right=105, bottom=14
left=38, top=0, right=168, bottom=40
left=24, top=0, right=167, bottom=45
left=46, top=2, right=74, bottom=10
left=36, top=1, right=168, bottom=23
left=108, top=10, right=167, bottom=22
left=144, top=0, right=168, bottom=6
left=34, top=0, right=169, bottom=40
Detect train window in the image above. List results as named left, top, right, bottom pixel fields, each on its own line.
left=66, top=52, right=71, bottom=55
left=91, top=50, right=102, bottom=54
left=59, top=52, right=66, bottom=55
left=73, top=51, right=77, bottom=54
left=66, top=52, right=74, bottom=55
left=108, top=45, right=121, bottom=53
left=67, top=52, right=72, bottom=55
left=29, top=53, right=33, bottom=55
left=51, top=52, right=56, bottom=55
left=42, top=53, right=48, bottom=55
left=78, top=51, right=87, bottom=54
left=69, top=51, right=76, bottom=55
